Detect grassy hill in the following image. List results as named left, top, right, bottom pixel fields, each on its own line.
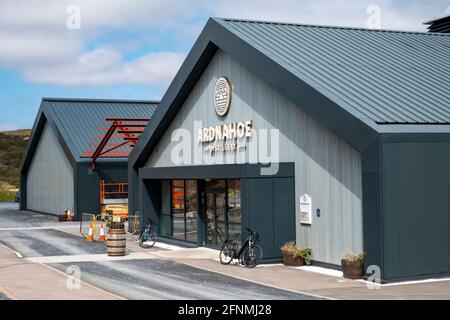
left=0, top=129, right=31, bottom=201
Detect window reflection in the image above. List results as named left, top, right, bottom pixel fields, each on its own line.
left=169, top=180, right=198, bottom=242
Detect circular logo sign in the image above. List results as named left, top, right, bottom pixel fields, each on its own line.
left=214, top=77, right=232, bottom=117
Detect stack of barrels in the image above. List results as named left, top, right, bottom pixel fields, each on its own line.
left=107, top=221, right=126, bottom=256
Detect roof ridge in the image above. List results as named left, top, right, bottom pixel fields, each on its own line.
left=216, top=17, right=450, bottom=36
left=42, top=97, right=160, bottom=104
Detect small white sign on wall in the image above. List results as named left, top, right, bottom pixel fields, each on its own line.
left=300, top=194, right=312, bottom=225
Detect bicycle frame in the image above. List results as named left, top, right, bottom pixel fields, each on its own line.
left=227, top=230, right=258, bottom=260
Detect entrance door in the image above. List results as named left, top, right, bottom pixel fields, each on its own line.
left=205, top=192, right=226, bottom=247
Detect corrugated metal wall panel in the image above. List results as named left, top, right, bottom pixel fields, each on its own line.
left=219, top=19, right=450, bottom=124
left=27, top=123, right=74, bottom=214
left=145, top=50, right=363, bottom=265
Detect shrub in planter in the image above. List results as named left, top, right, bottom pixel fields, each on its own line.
left=341, top=252, right=364, bottom=279
left=281, top=242, right=312, bottom=266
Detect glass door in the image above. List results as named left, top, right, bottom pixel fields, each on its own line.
left=205, top=192, right=226, bottom=247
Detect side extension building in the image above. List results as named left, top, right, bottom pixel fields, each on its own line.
left=20, top=98, right=158, bottom=219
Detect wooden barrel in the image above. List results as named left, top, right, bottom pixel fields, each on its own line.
left=107, top=229, right=126, bottom=256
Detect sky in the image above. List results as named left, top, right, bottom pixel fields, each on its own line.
left=0, top=0, right=449, bottom=131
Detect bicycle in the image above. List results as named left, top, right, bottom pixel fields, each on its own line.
left=138, top=218, right=157, bottom=248
left=219, top=227, right=263, bottom=268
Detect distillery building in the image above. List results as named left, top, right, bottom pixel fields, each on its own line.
left=20, top=98, right=158, bottom=219
left=127, top=18, right=450, bottom=283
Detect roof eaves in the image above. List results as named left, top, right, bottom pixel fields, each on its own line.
left=218, top=17, right=450, bottom=36
left=42, top=97, right=160, bottom=105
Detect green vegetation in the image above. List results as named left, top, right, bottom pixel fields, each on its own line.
left=281, top=241, right=312, bottom=265
left=0, top=129, right=30, bottom=201
left=0, top=189, right=15, bottom=202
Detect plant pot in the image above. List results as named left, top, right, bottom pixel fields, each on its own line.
left=282, top=252, right=305, bottom=266
left=58, top=215, right=67, bottom=222
left=341, top=259, right=364, bottom=279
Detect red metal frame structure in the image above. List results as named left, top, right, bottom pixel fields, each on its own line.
left=81, top=118, right=149, bottom=170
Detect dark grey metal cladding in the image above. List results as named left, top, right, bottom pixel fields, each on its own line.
left=75, top=162, right=128, bottom=219
left=138, top=163, right=296, bottom=261
left=361, top=135, right=384, bottom=280
left=381, top=133, right=450, bottom=281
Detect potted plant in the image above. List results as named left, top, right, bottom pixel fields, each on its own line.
left=341, top=252, right=364, bottom=279
left=106, top=216, right=127, bottom=256
left=280, top=241, right=312, bottom=266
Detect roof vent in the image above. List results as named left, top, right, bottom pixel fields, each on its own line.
left=424, top=14, right=450, bottom=33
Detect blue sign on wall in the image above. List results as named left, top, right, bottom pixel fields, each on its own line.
left=316, top=208, right=321, bottom=218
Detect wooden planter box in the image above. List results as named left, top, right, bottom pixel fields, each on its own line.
left=341, top=259, right=364, bottom=279
left=282, top=252, right=305, bottom=266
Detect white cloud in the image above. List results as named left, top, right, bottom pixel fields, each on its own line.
left=0, top=0, right=448, bottom=87
left=24, top=49, right=186, bottom=86
left=209, top=0, right=448, bottom=31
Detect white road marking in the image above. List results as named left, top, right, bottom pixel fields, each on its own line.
left=357, top=277, right=450, bottom=287
left=26, top=252, right=156, bottom=264
left=13, top=251, right=23, bottom=258
left=0, top=225, right=78, bottom=231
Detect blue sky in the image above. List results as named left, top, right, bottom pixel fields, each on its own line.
left=0, top=0, right=448, bottom=130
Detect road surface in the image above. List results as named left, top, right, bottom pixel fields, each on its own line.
left=0, top=203, right=316, bottom=300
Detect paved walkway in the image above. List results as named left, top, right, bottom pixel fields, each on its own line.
left=128, top=244, right=450, bottom=300
left=173, top=257, right=450, bottom=300
left=0, top=244, right=122, bottom=300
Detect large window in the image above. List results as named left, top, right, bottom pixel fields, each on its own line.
left=170, top=180, right=198, bottom=242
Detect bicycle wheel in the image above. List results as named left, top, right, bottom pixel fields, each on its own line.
left=138, top=230, right=146, bottom=247
left=146, top=230, right=156, bottom=248
left=219, top=242, right=235, bottom=265
left=242, top=245, right=263, bottom=268
left=139, top=229, right=156, bottom=248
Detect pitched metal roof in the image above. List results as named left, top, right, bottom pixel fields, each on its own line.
left=22, top=98, right=158, bottom=172
left=44, top=98, right=158, bottom=161
left=219, top=18, right=450, bottom=125
left=130, top=17, right=450, bottom=170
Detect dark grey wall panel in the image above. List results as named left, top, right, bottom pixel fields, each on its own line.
left=382, top=139, right=450, bottom=280
left=273, top=177, right=296, bottom=253
left=247, top=178, right=275, bottom=259
left=76, top=162, right=128, bottom=219
left=362, top=136, right=384, bottom=278
left=429, top=143, right=450, bottom=274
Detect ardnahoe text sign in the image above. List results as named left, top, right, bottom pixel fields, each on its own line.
left=198, top=120, right=253, bottom=154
